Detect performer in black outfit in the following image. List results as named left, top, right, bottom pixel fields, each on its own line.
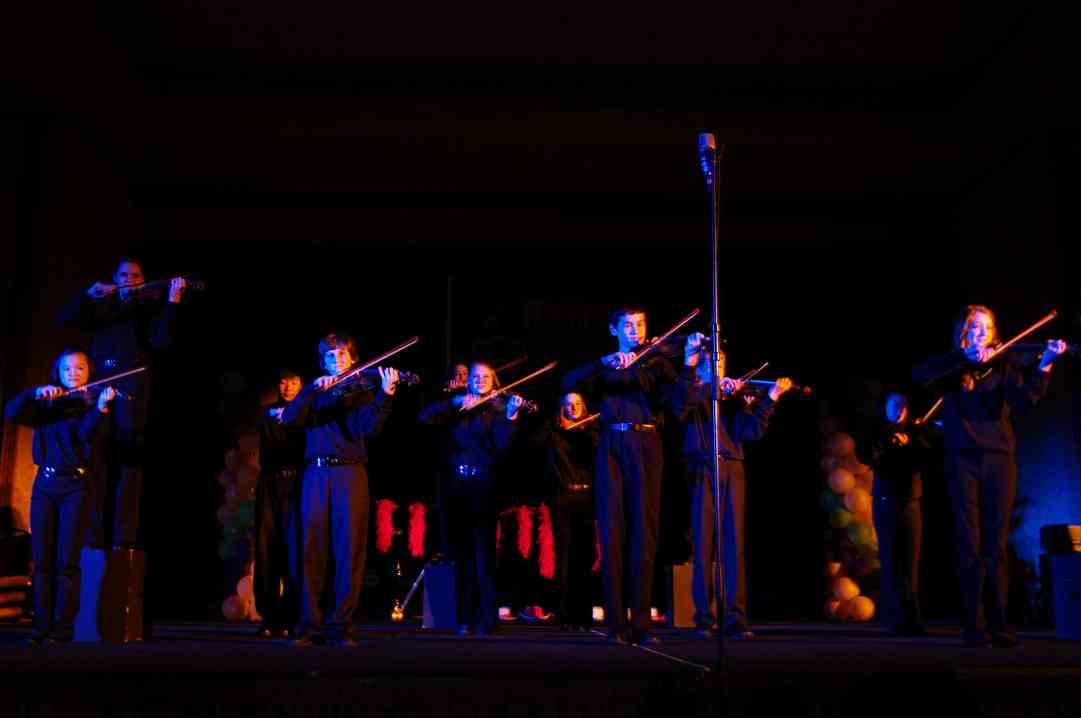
left=280, top=332, right=399, bottom=647
left=418, top=362, right=525, bottom=636
left=562, top=307, right=688, bottom=646
left=869, top=392, right=935, bottom=636
left=5, top=349, right=117, bottom=645
left=671, top=336, right=791, bottom=639
left=913, top=305, right=1065, bottom=647
left=531, top=392, right=600, bottom=630
left=57, top=258, right=187, bottom=549
left=252, top=369, right=306, bottom=639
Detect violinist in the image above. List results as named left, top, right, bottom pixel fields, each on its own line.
left=913, top=305, right=1066, bottom=647
left=869, top=392, right=934, bottom=637
left=446, top=363, right=469, bottom=392
left=671, top=336, right=792, bottom=640
left=252, top=369, right=306, bottom=639
left=4, top=348, right=117, bottom=645
left=57, top=256, right=188, bottom=550
left=280, top=332, right=400, bottom=647
left=542, top=393, right=601, bottom=631
left=562, top=307, right=684, bottom=646
left=418, top=362, right=526, bottom=636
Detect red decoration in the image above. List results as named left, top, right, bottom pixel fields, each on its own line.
left=516, top=505, right=533, bottom=560
left=375, top=499, right=398, bottom=554
left=408, top=502, right=427, bottom=558
left=592, top=520, right=601, bottom=573
left=537, top=503, right=555, bottom=579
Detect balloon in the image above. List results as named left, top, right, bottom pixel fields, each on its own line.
left=829, top=508, right=854, bottom=529
left=844, top=488, right=872, bottom=514
left=832, top=576, right=860, bottom=602
left=823, top=433, right=855, bottom=459
left=222, top=594, right=248, bottom=622
left=847, top=595, right=875, bottom=622
left=819, top=456, right=838, bottom=474
left=825, top=599, right=841, bottom=619
left=225, top=484, right=242, bottom=509
left=820, top=488, right=842, bottom=512
left=235, top=464, right=259, bottom=496
left=848, top=521, right=874, bottom=546
left=216, top=505, right=230, bottom=525
left=224, top=449, right=242, bottom=472
left=824, top=561, right=843, bottom=578
left=218, top=470, right=235, bottom=488
left=237, top=574, right=254, bottom=599
left=836, top=599, right=853, bottom=621
left=236, top=500, right=255, bottom=527
left=828, top=468, right=855, bottom=494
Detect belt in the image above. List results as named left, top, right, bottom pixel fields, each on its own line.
left=454, top=463, right=489, bottom=478
left=41, top=465, right=88, bottom=479
left=607, top=422, right=656, bottom=432
left=272, top=467, right=302, bottom=480
left=307, top=456, right=361, bottom=468
left=563, top=483, right=591, bottom=492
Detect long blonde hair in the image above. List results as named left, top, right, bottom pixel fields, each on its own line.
left=954, top=304, right=998, bottom=350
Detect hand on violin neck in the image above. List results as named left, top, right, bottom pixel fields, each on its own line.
left=456, top=392, right=484, bottom=411
left=964, top=344, right=994, bottom=364
left=1039, top=339, right=1067, bottom=371
left=314, top=375, right=337, bottom=392
left=168, top=277, right=187, bottom=304
left=768, top=377, right=793, bottom=401
left=683, top=332, right=706, bottom=367
left=96, top=386, right=117, bottom=413
left=602, top=352, right=635, bottom=370
left=379, top=367, right=399, bottom=395
left=506, top=394, right=525, bottom=421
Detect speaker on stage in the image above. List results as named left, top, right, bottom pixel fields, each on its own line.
left=74, top=547, right=145, bottom=643
left=666, top=562, right=717, bottom=628
left=1051, top=554, right=1081, bottom=640
left=422, top=562, right=457, bottom=630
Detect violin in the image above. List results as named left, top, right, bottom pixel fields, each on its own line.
left=331, top=367, right=421, bottom=395
left=90, top=274, right=206, bottom=302
left=735, top=379, right=813, bottom=397
left=55, top=366, right=146, bottom=402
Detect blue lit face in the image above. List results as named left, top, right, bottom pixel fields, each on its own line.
left=609, top=313, right=646, bottom=352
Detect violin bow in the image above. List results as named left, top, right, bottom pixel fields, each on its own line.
left=624, top=308, right=701, bottom=368
left=460, top=360, right=559, bottom=412
left=325, top=337, right=421, bottom=390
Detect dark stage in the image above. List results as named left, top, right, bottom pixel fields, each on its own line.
left=2, top=621, right=1080, bottom=717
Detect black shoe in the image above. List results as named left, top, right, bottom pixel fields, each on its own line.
left=291, top=632, right=326, bottom=647
left=962, top=630, right=989, bottom=647
left=331, top=636, right=359, bottom=648
left=694, top=625, right=715, bottom=639
left=991, top=633, right=1020, bottom=649
left=23, top=634, right=49, bottom=647
left=277, top=628, right=292, bottom=639
left=630, top=629, right=660, bottom=646
left=725, top=627, right=755, bottom=640
left=606, top=630, right=628, bottom=646
left=457, top=624, right=474, bottom=637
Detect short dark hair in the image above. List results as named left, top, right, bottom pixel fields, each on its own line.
left=115, top=256, right=145, bottom=273
left=50, top=347, right=92, bottom=386
left=608, top=306, right=647, bottom=328
left=317, top=332, right=357, bottom=364
left=279, top=368, right=301, bottom=382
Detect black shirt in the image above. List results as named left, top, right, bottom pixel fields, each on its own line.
left=417, top=396, right=518, bottom=469
left=257, top=398, right=307, bottom=472
left=912, top=350, right=1049, bottom=452
left=280, top=384, right=392, bottom=462
left=5, top=390, right=108, bottom=469
left=561, top=355, right=678, bottom=427
left=670, top=365, right=775, bottom=466
left=58, top=294, right=178, bottom=372
left=530, top=417, right=600, bottom=494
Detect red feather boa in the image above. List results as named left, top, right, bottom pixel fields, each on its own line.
left=516, top=505, right=533, bottom=560
left=407, top=502, right=427, bottom=558
left=537, top=503, right=555, bottom=579
left=375, top=499, right=398, bottom=554
left=592, top=520, right=601, bottom=573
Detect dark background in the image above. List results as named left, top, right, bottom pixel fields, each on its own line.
left=2, top=3, right=1078, bottom=623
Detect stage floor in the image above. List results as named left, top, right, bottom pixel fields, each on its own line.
left=2, top=621, right=1080, bottom=717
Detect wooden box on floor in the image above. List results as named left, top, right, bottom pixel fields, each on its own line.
left=74, top=548, right=145, bottom=643
left=666, top=562, right=718, bottom=628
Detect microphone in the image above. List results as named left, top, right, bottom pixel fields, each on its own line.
left=698, top=132, right=716, bottom=180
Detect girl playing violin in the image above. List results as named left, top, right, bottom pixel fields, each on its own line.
left=672, top=334, right=792, bottom=639
left=418, top=362, right=526, bottom=636
left=913, top=305, right=1066, bottom=647
left=279, top=332, right=400, bottom=647
left=4, top=349, right=117, bottom=645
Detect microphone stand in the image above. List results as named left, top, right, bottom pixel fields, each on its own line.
left=700, top=134, right=728, bottom=685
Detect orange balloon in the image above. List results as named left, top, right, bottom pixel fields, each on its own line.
left=844, top=488, right=872, bottom=514
left=236, top=574, right=254, bottom=599
left=218, top=470, right=235, bottom=488
left=820, top=456, right=838, bottom=474
left=847, top=595, right=875, bottom=622
left=825, top=599, right=841, bottom=619
left=832, top=576, right=860, bottom=602
left=824, top=562, right=843, bottom=578
left=828, top=468, right=856, bottom=494
left=224, top=449, right=242, bottom=472
left=222, top=595, right=249, bottom=622
left=823, top=433, right=855, bottom=459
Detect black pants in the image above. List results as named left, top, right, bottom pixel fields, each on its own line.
left=295, top=463, right=369, bottom=639
left=254, top=467, right=300, bottom=631
left=30, top=470, right=92, bottom=640
left=595, top=430, right=663, bottom=635
left=443, top=477, right=498, bottom=631
left=872, top=486, right=923, bottom=633
left=944, top=450, right=1016, bottom=638
left=87, top=372, right=148, bottom=549
left=554, top=491, right=595, bottom=627
left=690, top=461, right=747, bottom=631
